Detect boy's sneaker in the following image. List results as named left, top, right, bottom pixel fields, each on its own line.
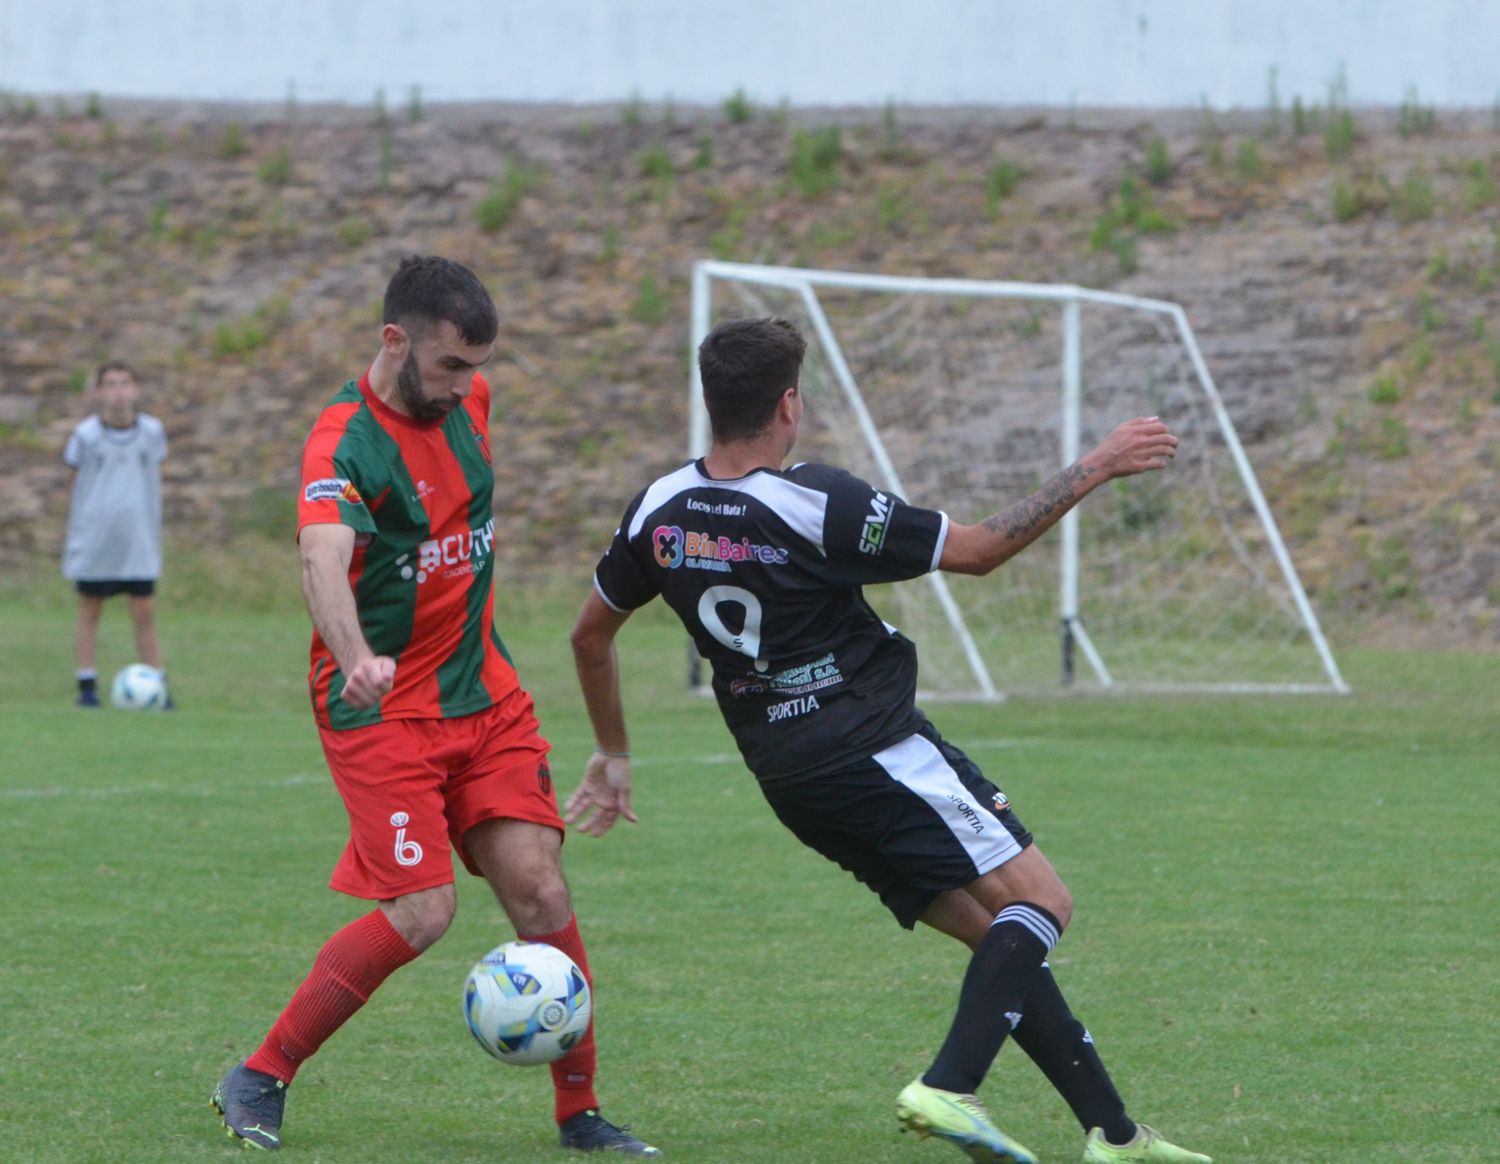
left=559, top=1109, right=663, bottom=1156
left=1083, top=1125, right=1212, bottom=1163
left=76, top=688, right=101, bottom=708
left=211, top=1063, right=287, bottom=1151
left=896, top=1079, right=1038, bottom=1163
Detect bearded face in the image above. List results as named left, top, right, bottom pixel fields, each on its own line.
left=395, top=347, right=461, bottom=423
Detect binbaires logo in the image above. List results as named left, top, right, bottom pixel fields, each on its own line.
left=652, top=525, right=789, bottom=572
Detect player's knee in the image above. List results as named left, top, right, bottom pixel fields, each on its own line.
left=500, top=871, right=572, bottom=934
left=1014, top=846, right=1073, bottom=929
left=978, top=849, right=1073, bottom=928
left=1023, top=865, right=1073, bottom=930
left=383, top=885, right=456, bottom=951
left=1046, top=882, right=1074, bottom=930
left=406, top=908, right=455, bottom=952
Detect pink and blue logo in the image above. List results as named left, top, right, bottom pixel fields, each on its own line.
left=653, top=525, right=685, bottom=568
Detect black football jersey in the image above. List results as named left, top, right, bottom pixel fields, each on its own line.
left=594, top=460, right=948, bottom=784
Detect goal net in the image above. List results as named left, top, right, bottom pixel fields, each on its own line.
left=688, top=260, right=1347, bottom=699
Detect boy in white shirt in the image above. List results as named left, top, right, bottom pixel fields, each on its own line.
left=62, top=361, right=170, bottom=707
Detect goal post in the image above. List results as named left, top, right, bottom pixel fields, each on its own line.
left=688, top=259, right=1349, bottom=699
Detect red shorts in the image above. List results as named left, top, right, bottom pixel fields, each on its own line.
left=318, top=686, right=559, bottom=900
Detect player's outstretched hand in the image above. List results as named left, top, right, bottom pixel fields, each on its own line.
left=1091, top=416, right=1179, bottom=478
left=564, top=751, right=639, bottom=837
left=343, top=656, right=396, bottom=708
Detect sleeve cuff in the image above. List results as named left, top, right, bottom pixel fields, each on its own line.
left=929, top=512, right=950, bottom=573
left=593, top=576, right=631, bottom=614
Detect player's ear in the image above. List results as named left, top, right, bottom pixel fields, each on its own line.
left=380, top=322, right=409, bottom=357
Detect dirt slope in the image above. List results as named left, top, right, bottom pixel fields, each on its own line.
left=0, top=100, right=1495, bottom=646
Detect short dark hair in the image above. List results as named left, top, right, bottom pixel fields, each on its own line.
left=95, top=360, right=138, bottom=385
left=698, top=317, right=807, bottom=442
left=382, top=255, right=499, bottom=346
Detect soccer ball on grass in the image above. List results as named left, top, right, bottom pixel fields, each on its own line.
left=463, top=940, right=591, bottom=1065
left=110, top=663, right=167, bottom=710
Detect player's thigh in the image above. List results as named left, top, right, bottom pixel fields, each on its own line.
left=319, top=719, right=456, bottom=900
left=463, top=817, right=571, bottom=932
left=918, top=888, right=995, bottom=948
left=447, top=690, right=570, bottom=928
left=964, top=844, right=1072, bottom=928
left=75, top=583, right=109, bottom=620
left=447, top=689, right=562, bottom=860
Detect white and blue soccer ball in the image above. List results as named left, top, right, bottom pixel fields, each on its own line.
left=110, top=663, right=167, bottom=711
left=463, top=940, right=591, bottom=1066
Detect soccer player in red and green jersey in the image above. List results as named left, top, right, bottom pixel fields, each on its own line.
left=212, top=256, right=660, bottom=1157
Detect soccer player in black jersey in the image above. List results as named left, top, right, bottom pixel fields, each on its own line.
left=567, top=317, right=1211, bottom=1164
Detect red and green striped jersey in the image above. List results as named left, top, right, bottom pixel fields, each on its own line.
left=297, top=372, right=518, bottom=730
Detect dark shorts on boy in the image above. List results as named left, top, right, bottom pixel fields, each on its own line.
left=76, top=579, right=156, bottom=598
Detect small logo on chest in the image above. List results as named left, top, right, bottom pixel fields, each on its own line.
left=467, top=418, right=491, bottom=461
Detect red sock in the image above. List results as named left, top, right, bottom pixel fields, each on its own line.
left=519, top=914, right=599, bottom=1124
left=246, top=910, right=419, bottom=1084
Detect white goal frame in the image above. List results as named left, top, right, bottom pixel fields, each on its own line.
left=688, top=259, right=1349, bottom=698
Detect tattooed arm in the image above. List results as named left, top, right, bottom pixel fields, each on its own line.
left=939, top=417, right=1179, bottom=576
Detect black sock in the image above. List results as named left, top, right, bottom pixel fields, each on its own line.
left=922, top=903, right=1061, bottom=1095
left=77, top=674, right=97, bottom=694
left=1010, top=964, right=1135, bottom=1144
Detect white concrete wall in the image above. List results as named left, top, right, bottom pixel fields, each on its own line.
left=1, top=0, right=1494, bottom=109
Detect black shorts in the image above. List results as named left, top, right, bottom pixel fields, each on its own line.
left=76, top=579, right=156, bottom=598
left=761, top=722, right=1033, bottom=930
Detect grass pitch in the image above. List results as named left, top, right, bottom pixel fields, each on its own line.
left=0, top=589, right=1495, bottom=1163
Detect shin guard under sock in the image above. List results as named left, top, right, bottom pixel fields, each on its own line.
left=922, top=902, right=1061, bottom=1095
left=246, top=910, right=419, bottom=1083
left=1011, top=963, right=1135, bottom=1143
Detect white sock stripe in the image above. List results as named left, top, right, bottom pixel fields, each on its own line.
left=1002, top=906, right=1062, bottom=948
left=993, top=904, right=1060, bottom=951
